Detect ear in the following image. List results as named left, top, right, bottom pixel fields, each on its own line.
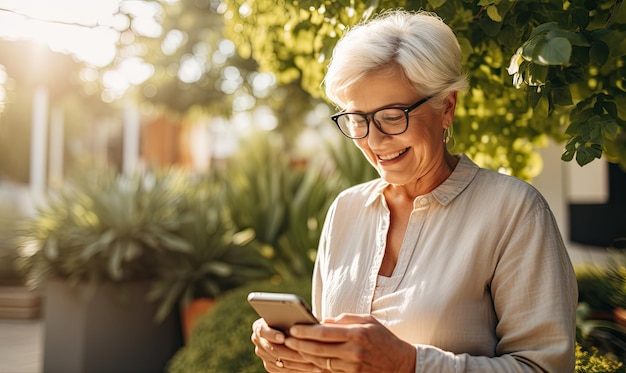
left=442, top=92, right=458, bottom=129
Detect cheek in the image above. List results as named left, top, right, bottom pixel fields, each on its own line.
left=354, top=140, right=379, bottom=167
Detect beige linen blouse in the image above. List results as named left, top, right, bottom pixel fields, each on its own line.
left=312, top=154, right=578, bottom=372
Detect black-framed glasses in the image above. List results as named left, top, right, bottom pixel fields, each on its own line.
left=330, top=97, right=431, bottom=139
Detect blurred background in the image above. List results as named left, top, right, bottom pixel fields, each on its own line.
left=0, top=0, right=625, bottom=372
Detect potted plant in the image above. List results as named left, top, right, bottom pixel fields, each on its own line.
left=16, top=167, right=195, bottom=373
left=147, top=171, right=274, bottom=339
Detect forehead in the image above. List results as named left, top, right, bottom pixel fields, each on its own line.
left=341, top=65, right=419, bottom=111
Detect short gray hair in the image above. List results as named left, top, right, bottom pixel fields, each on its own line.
left=323, top=9, right=468, bottom=110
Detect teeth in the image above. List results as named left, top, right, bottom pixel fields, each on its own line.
left=379, top=148, right=408, bottom=160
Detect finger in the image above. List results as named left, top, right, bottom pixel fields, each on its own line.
left=257, top=347, right=323, bottom=373
left=253, top=334, right=307, bottom=363
left=276, top=359, right=324, bottom=372
left=284, top=337, right=346, bottom=361
left=300, top=354, right=347, bottom=373
left=324, top=313, right=377, bottom=325
left=252, top=319, right=323, bottom=372
left=253, top=317, right=286, bottom=344
left=289, top=322, right=362, bottom=344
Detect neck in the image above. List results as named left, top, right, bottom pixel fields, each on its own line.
left=386, top=151, right=458, bottom=200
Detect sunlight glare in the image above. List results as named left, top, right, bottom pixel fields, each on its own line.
left=161, top=29, right=186, bottom=55
left=178, top=54, right=204, bottom=84
left=0, top=0, right=121, bottom=66
left=120, top=0, right=163, bottom=38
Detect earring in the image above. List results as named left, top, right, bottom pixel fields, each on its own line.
left=444, top=125, right=456, bottom=149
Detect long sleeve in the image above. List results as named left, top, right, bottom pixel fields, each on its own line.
left=414, top=201, right=577, bottom=372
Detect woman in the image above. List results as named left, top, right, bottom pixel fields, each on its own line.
left=251, top=9, right=577, bottom=372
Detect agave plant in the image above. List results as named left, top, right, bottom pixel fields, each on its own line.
left=148, top=172, right=273, bottom=323
left=17, top=168, right=193, bottom=288
left=223, top=133, right=362, bottom=281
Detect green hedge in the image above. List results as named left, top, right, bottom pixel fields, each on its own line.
left=167, top=277, right=312, bottom=373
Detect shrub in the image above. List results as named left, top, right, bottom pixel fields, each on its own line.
left=576, top=344, right=625, bottom=373
left=167, top=277, right=312, bottom=373
left=576, top=264, right=620, bottom=314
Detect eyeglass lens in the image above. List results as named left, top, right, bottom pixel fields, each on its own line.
left=336, top=108, right=407, bottom=138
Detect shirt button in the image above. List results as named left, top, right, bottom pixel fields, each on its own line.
left=419, top=198, right=429, bottom=206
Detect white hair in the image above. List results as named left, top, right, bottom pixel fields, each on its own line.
left=323, top=9, right=468, bottom=110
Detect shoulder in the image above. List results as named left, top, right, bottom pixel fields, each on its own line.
left=473, top=167, right=547, bottom=206
left=440, top=154, right=549, bottom=211
left=447, top=155, right=553, bottom=224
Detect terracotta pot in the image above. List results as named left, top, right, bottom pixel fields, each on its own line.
left=613, top=307, right=626, bottom=327
left=181, top=298, right=216, bottom=343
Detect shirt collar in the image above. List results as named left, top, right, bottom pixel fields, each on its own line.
left=364, top=154, right=479, bottom=207
left=431, top=154, right=479, bottom=206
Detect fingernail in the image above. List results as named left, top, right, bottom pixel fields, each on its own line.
left=289, top=327, right=299, bottom=337
left=275, top=333, right=284, bottom=343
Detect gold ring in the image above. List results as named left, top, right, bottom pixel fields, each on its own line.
left=275, top=358, right=284, bottom=368
left=326, top=358, right=332, bottom=371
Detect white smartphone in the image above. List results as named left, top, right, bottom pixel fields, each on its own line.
left=247, top=292, right=319, bottom=334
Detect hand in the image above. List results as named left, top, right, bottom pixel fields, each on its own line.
left=285, top=314, right=416, bottom=373
left=251, top=318, right=323, bottom=372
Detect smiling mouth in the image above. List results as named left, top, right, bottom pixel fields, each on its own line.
left=378, top=147, right=409, bottom=161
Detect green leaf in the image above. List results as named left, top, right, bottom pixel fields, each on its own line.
left=529, top=22, right=559, bottom=38
left=523, top=37, right=544, bottom=60
left=528, top=63, right=548, bottom=85
left=81, top=229, right=117, bottom=260
left=590, top=40, right=609, bottom=65
left=546, top=29, right=590, bottom=47
left=572, top=8, right=589, bottom=28
left=158, top=232, right=193, bottom=253
left=43, top=235, right=58, bottom=260
left=601, top=118, right=619, bottom=140
left=528, top=88, right=543, bottom=109
left=599, top=99, right=618, bottom=118
left=561, top=137, right=580, bottom=162
left=427, top=0, right=447, bottom=8
left=123, top=240, right=142, bottom=261
left=576, top=144, right=603, bottom=166
left=108, top=241, right=124, bottom=281
left=566, top=118, right=585, bottom=135
left=552, top=85, right=573, bottom=106
left=536, top=37, right=572, bottom=65
left=479, top=12, right=503, bottom=37
left=486, top=5, right=502, bottom=22
left=200, top=261, right=233, bottom=277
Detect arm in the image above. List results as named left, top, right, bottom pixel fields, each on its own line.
left=415, top=204, right=578, bottom=372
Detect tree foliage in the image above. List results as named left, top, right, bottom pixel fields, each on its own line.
left=220, top=0, right=626, bottom=177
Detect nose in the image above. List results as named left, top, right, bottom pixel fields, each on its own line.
left=366, top=118, right=387, bottom=146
